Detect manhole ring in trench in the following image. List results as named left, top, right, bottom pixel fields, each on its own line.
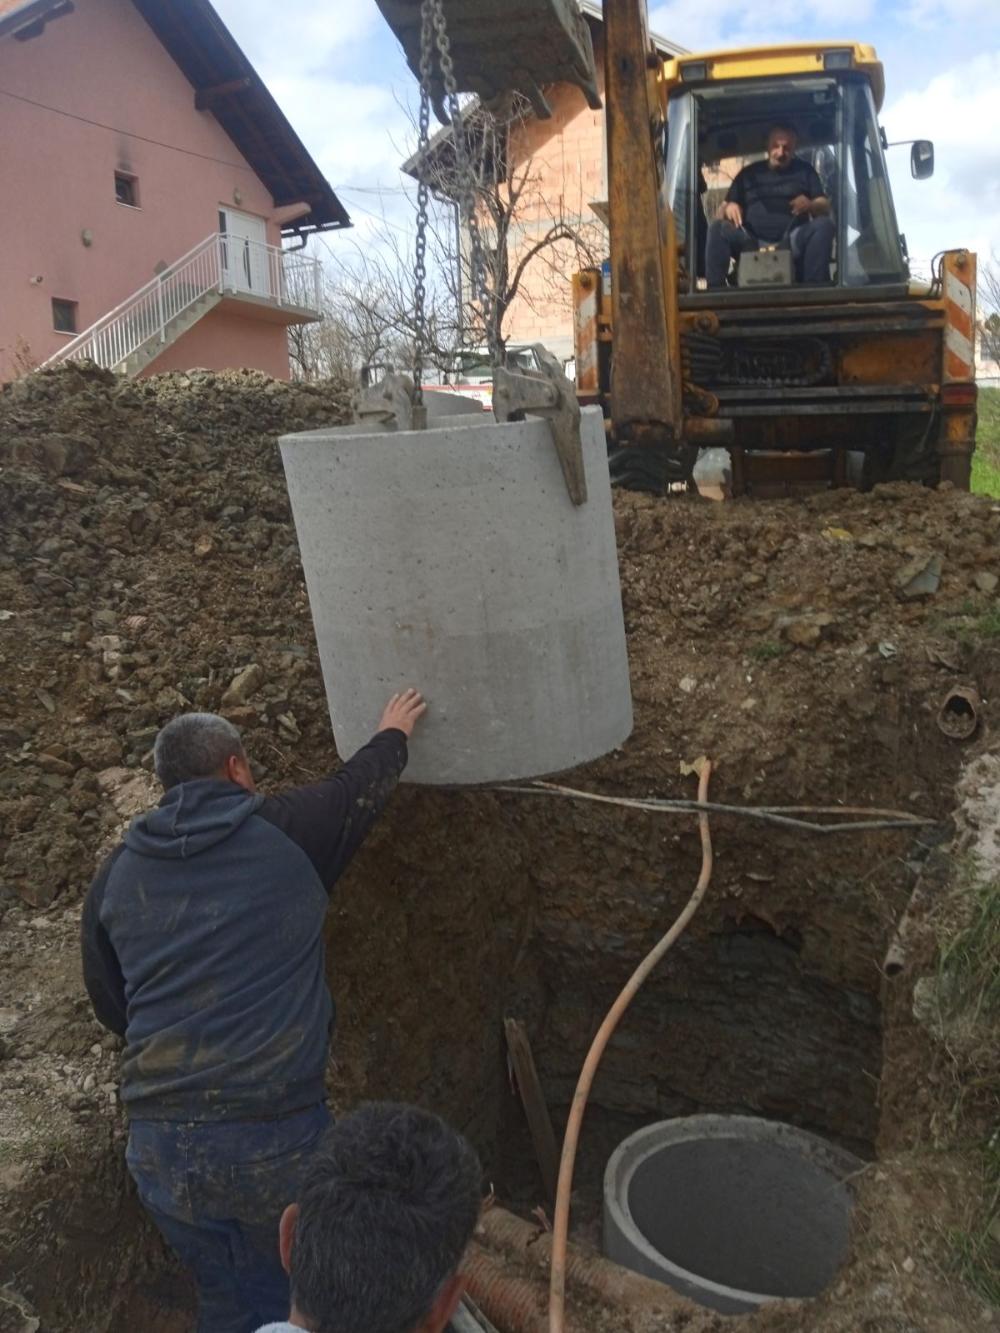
left=603, top=1114, right=862, bottom=1316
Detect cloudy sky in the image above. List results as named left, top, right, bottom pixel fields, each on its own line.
left=214, top=0, right=999, bottom=273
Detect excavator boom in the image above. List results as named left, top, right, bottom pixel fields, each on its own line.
left=374, top=0, right=601, bottom=120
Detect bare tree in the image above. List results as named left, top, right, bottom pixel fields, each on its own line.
left=290, top=98, right=604, bottom=387
left=288, top=266, right=417, bottom=385
left=412, top=97, right=605, bottom=359
left=980, top=256, right=1000, bottom=372
left=0, top=336, right=38, bottom=381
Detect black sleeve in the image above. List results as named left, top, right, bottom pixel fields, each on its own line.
left=256, top=728, right=408, bottom=890
left=81, top=849, right=128, bottom=1037
left=802, top=162, right=825, bottom=198
left=726, top=165, right=748, bottom=207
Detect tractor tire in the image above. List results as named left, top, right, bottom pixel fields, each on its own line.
left=608, top=442, right=698, bottom=494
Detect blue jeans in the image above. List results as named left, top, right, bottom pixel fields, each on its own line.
left=127, top=1103, right=331, bottom=1333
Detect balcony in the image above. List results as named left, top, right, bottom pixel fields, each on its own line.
left=42, top=233, right=323, bottom=376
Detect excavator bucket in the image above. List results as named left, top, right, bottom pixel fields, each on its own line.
left=374, top=0, right=602, bottom=121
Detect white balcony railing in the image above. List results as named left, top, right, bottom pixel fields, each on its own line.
left=43, top=233, right=323, bottom=373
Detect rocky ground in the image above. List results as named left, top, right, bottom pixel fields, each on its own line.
left=0, top=364, right=997, bottom=1332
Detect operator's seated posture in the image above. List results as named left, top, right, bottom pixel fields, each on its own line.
left=706, top=124, right=834, bottom=289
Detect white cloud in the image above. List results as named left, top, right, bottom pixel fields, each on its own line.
left=884, top=52, right=1000, bottom=267
left=649, top=0, right=875, bottom=52
left=212, top=0, right=381, bottom=79
left=902, top=0, right=1000, bottom=29
left=210, top=0, right=422, bottom=249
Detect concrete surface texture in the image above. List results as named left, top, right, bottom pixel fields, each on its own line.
left=603, top=1115, right=861, bottom=1315
left=279, top=405, right=633, bottom=784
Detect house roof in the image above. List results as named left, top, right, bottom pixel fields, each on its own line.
left=132, top=0, right=349, bottom=237
left=1, top=0, right=350, bottom=237
left=0, top=0, right=73, bottom=40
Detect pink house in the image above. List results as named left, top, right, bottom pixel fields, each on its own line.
left=0, top=0, right=350, bottom=381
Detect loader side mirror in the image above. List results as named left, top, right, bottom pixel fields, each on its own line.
left=911, top=140, right=934, bottom=180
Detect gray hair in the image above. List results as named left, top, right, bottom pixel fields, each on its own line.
left=153, top=713, right=245, bottom=790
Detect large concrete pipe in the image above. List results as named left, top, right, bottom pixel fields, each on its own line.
left=279, top=406, right=632, bottom=785
left=603, top=1115, right=861, bottom=1315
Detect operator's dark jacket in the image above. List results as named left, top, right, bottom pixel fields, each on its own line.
left=81, top=729, right=407, bottom=1122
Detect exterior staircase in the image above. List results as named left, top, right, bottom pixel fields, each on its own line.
left=42, top=233, right=322, bottom=377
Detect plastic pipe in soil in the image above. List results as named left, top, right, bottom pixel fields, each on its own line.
left=548, top=761, right=714, bottom=1333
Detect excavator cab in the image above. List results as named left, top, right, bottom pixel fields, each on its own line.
left=666, top=62, right=913, bottom=295
left=374, top=5, right=976, bottom=494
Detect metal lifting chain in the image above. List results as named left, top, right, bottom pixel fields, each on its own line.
left=411, top=0, right=498, bottom=408
left=411, top=0, right=436, bottom=422
left=427, top=1, right=496, bottom=367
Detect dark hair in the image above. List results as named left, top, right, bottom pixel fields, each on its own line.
left=152, top=712, right=245, bottom=789
left=291, top=1102, right=482, bottom=1333
left=768, top=123, right=799, bottom=142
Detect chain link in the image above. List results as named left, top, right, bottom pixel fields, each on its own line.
left=410, top=0, right=436, bottom=412
left=410, top=0, right=498, bottom=391
left=427, top=1, right=496, bottom=366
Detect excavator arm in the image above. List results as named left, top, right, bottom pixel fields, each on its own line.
left=601, top=0, right=692, bottom=488
left=376, top=0, right=694, bottom=490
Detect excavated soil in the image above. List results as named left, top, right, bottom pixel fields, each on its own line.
left=1, top=364, right=997, bottom=1332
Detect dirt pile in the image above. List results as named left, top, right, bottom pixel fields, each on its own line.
left=0, top=363, right=350, bottom=908
left=1, top=364, right=998, bottom=1332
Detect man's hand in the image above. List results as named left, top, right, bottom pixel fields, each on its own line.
left=721, top=201, right=744, bottom=227
left=789, top=194, right=814, bottom=217
left=378, top=688, right=427, bottom=738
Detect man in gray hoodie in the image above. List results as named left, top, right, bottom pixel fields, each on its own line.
left=81, top=689, right=426, bottom=1333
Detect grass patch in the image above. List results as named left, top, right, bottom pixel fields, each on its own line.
left=951, top=1137, right=1000, bottom=1307
left=938, top=873, right=1000, bottom=1022
left=958, top=609, right=1000, bottom=648
left=972, top=387, right=1000, bottom=499
left=750, top=640, right=788, bottom=662
left=933, top=866, right=1000, bottom=1304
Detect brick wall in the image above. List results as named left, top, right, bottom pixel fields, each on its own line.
left=494, top=34, right=608, bottom=363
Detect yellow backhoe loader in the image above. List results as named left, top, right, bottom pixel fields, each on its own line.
left=376, top=0, right=978, bottom=496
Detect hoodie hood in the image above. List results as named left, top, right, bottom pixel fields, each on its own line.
left=124, top=779, right=264, bottom=860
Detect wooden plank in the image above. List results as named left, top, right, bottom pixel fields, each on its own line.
left=504, top=1017, right=560, bottom=1206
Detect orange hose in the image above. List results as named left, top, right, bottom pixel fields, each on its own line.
left=547, top=761, right=714, bottom=1333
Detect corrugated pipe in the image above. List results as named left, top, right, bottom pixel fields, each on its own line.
left=463, top=1245, right=551, bottom=1333
left=476, top=1208, right=692, bottom=1319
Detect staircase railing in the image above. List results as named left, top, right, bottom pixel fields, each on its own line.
left=42, top=233, right=323, bottom=372
left=44, top=234, right=223, bottom=371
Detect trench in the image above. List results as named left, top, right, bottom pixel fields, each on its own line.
left=332, top=795, right=905, bottom=1208
left=6, top=788, right=915, bottom=1333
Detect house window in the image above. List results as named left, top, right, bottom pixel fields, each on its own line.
left=115, top=172, right=139, bottom=207
left=51, top=298, right=78, bottom=334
